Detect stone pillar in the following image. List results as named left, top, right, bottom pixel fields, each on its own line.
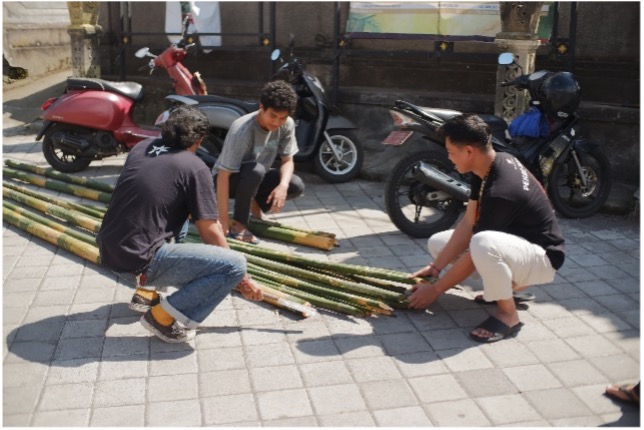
left=67, top=2, right=102, bottom=78
left=494, top=2, right=544, bottom=123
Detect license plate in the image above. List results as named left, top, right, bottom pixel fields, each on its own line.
left=382, top=131, right=413, bottom=146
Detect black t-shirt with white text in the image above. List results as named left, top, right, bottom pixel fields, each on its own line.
left=96, top=138, right=219, bottom=273
left=469, top=152, right=565, bottom=270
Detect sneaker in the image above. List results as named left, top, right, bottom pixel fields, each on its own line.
left=129, top=291, right=161, bottom=313
left=139, top=310, right=196, bottom=343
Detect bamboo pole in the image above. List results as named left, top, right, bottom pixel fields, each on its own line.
left=3, top=200, right=97, bottom=245
left=3, top=180, right=106, bottom=219
left=3, top=206, right=101, bottom=264
left=4, top=159, right=115, bottom=193
left=3, top=167, right=112, bottom=203
left=3, top=186, right=102, bottom=233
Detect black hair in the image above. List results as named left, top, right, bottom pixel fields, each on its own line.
left=259, top=80, right=298, bottom=115
left=438, top=113, right=492, bottom=150
left=160, top=105, right=209, bottom=150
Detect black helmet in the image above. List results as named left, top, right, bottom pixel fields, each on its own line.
left=539, top=72, right=581, bottom=119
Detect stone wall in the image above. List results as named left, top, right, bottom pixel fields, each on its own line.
left=2, top=2, right=72, bottom=78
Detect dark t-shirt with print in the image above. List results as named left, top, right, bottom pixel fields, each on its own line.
left=97, top=138, right=219, bottom=273
left=469, top=152, right=565, bottom=270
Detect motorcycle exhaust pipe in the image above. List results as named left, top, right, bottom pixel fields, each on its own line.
left=412, top=161, right=470, bottom=202
left=52, top=132, right=96, bottom=156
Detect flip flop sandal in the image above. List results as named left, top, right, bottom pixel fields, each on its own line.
left=604, top=385, right=640, bottom=405
left=226, top=231, right=261, bottom=245
left=469, top=316, right=524, bottom=343
left=474, top=292, right=536, bottom=305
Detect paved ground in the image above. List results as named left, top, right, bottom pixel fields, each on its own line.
left=2, top=71, right=641, bottom=427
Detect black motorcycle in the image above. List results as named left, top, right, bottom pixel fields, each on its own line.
left=383, top=53, right=612, bottom=238
left=158, top=36, right=364, bottom=183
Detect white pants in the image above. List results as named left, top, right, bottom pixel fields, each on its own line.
left=428, top=230, right=556, bottom=302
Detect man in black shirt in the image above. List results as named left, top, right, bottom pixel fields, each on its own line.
left=408, top=114, right=565, bottom=343
left=97, top=106, right=263, bottom=344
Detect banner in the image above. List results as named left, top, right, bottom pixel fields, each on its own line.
left=166, top=1, right=222, bottom=52
left=346, top=2, right=553, bottom=42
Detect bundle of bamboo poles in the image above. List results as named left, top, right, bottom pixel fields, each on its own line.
left=3, top=160, right=427, bottom=318
left=3, top=160, right=338, bottom=250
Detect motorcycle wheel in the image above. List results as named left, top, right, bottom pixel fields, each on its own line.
left=385, top=150, right=464, bottom=238
left=42, top=124, right=93, bottom=173
left=547, top=143, right=612, bottom=218
left=313, top=130, right=363, bottom=183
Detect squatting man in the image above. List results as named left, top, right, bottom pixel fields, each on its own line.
left=97, top=105, right=263, bottom=344
left=408, top=113, right=565, bottom=343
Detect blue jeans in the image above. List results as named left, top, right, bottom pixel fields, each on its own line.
left=140, top=242, right=246, bottom=328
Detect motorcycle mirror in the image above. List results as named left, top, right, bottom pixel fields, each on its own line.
left=498, top=52, right=515, bottom=65
left=135, top=47, right=150, bottom=58
left=270, top=49, right=281, bottom=61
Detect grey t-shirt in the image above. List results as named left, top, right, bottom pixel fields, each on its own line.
left=214, top=111, right=298, bottom=174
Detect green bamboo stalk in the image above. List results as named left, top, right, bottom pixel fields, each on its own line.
left=4, top=159, right=115, bottom=193
left=243, top=250, right=404, bottom=302
left=248, top=262, right=394, bottom=314
left=255, top=282, right=317, bottom=318
left=3, top=206, right=101, bottom=264
left=246, top=221, right=337, bottom=250
left=3, top=180, right=106, bottom=219
left=3, top=167, right=112, bottom=203
left=252, top=274, right=370, bottom=317
left=3, top=200, right=97, bottom=245
left=248, top=217, right=337, bottom=239
left=3, top=186, right=102, bottom=233
left=228, top=237, right=421, bottom=286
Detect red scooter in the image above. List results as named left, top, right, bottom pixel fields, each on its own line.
left=35, top=18, right=206, bottom=173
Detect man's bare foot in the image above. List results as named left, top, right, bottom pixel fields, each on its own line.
left=250, top=200, right=265, bottom=220
left=605, top=384, right=640, bottom=404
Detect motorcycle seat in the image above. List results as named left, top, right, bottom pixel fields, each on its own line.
left=66, top=78, right=144, bottom=102
left=478, top=114, right=508, bottom=133
left=181, top=94, right=259, bottom=113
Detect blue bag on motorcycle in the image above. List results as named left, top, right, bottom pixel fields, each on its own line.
left=508, top=107, right=550, bottom=138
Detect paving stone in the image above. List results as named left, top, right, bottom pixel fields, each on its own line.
left=93, top=378, right=147, bottom=407
left=3, top=277, right=42, bottom=292
left=146, top=399, right=202, bottom=426
left=345, top=356, right=402, bottom=382
left=4, top=291, right=37, bottom=308
left=425, top=399, right=491, bottom=427
left=360, top=379, right=418, bottom=410
left=72, top=287, right=115, bottom=305
left=324, top=317, right=374, bottom=337
left=436, top=347, right=495, bottom=372
left=246, top=342, right=295, bottom=368
left=2, top=413, right=32, bottom=426
left=475, top=394, right=541, bottom=425
left=38, top=382, right=94, bottom=410
left=98, top=356, right=148, bottom=382
left=523, top=338, right=580, bottom=363
left=455, top=368, right=519, bottom=398
left=406, top=310, right=458, bottom=331
left=263, top=416, right=318, bottom=427
left=547, top=360, right=609, bottom=387
left=502, top=364, right=563, bottom=392
left=257, top=388, right=313, bottom=420
left=523, top=388, right=593, bottom=420
left=197, top=346, right=245, bottom=373
left=372, top=406, right=434, bottom=427
left=593, top=294, right=640, bottom=314
left=377, top=331, right=431, bottom=356
left=202, top=393, right=258, bottom=425
left=45, top=358, right=99, bottom=385
left=318, top=411, right=376, bottom=427
left=307, top=384, right=367, bottom=415
left=60, top=319, right=107, bottom=339
left=90, top=404, right=146, bottom=426
left=542, top=316, right=596, bottom=338
left=14, top=317, right=65, bottom=342
left=421, top=327, right=471, bottom=351
left=149, top=350, right=198, bottom=376
left=564, top=334, right=625, bottom=357
left=31, top=409, right=90, bottom=426
left=3, top=384, right=42, bottom=415
left=6, top=341, right=56, bottom=365
left=3, top=361, right=48, bottom=388
left=148, top=373, right=199, bottom=402
left=250, top=364, right=303, bottom=392
left=587, top=354, right=640, bottom=382
left=571, top=383, right=629, bottom=416
left=408, top=374, right=468, bottom=404
left=393, top=351, right=450, bottom=378
left=195, top=327, right=242, bottom=349
left=292, top=338, right=339, bottom=364
left=333, top=335, right=385, bottom=359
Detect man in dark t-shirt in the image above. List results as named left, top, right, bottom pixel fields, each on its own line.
left=408, top=114, right=565, bottom=343
left=97, top=106, right=263, bottom=344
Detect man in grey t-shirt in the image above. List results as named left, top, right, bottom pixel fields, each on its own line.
left=214, top=80, right=304, bottom=243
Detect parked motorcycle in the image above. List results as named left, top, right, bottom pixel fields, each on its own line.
left=157, top=36, right=364, bottom=183
left=35, top=17, right=204, bottom=173
left=383, top=53, right=612, bottom=238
